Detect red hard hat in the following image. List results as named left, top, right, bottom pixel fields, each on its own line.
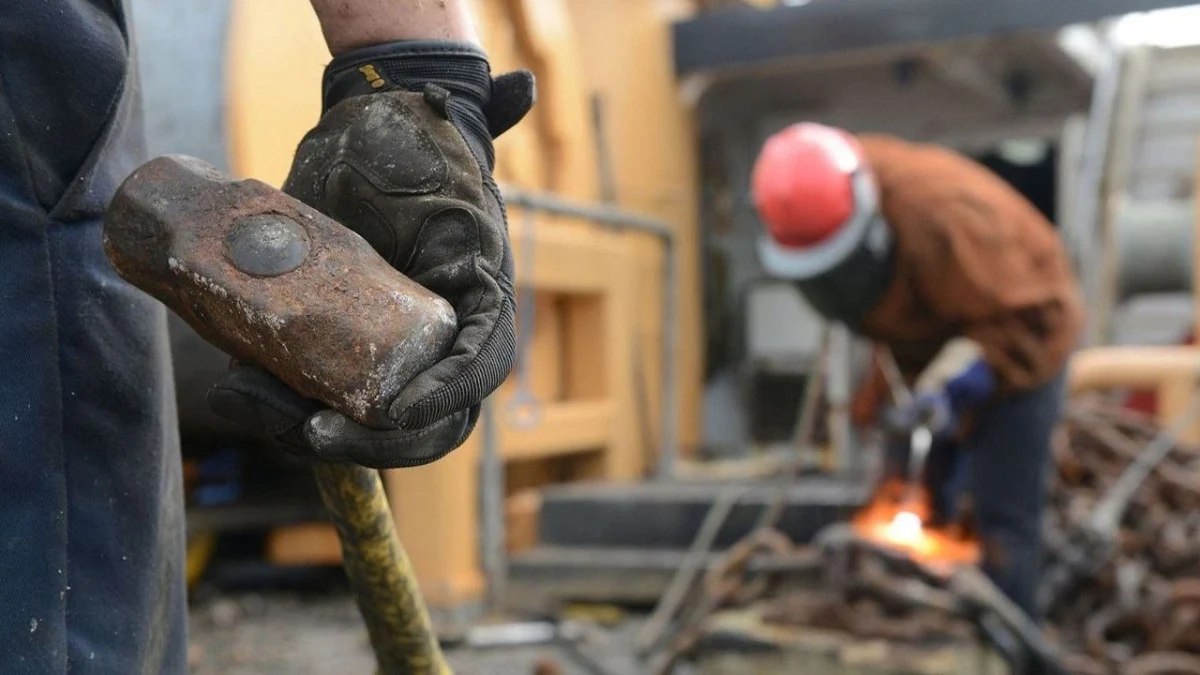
left=752, top=123, right=868, bottom=248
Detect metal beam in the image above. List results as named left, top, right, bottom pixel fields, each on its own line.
left=674, top=0, right=1200, bottom=75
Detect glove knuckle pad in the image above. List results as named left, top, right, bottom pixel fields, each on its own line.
left=304, top=94, right=450, bottom=197
left=319, top=166, right=402, bottom=261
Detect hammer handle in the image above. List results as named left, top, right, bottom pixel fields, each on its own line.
left=312, top=462, right=451, bottom=675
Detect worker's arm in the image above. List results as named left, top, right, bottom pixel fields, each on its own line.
left=860, top=137, right=1083, bottom=393
left=209, top=3, right=535, bottom=467
left=901, top=149, right=1083, bottom=393
left=308, top=0, right=480, bottom=53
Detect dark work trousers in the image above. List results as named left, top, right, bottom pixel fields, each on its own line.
left=886, top=373, right=1065, bottom=617
left=0, top=2, right=186, bottom=672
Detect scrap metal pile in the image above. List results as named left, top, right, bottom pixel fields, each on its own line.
left=1044, top=401, right=1200, bottom=674
left=653, top=400, right=1200, bottom=674
left=654, top=522, right=1061, bottom=673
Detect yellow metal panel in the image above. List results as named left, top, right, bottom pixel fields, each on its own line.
left=382, top=438, right=487, bottom=608
left=226, top=0, right=695, bottom=608
left=564, top=0, right=705, bottom=452
left=225, top=0, right=327, bottom=184
left=499, top=400, right=613, bottom=460
left=473, top=0, right=599, bottom=199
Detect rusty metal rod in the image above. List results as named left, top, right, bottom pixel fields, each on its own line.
left=636, top=488, right=744, bottom=655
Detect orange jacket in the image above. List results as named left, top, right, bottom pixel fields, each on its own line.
left=855, top=134, right=1084, bottom=393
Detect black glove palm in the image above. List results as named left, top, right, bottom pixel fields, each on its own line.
left=208, top=42, right=534, bottom=468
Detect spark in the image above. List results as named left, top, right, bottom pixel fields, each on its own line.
left=886, top=510, right=923, bottom=545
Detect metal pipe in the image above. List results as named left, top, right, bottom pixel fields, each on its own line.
left=503, top=189, right=674, bottom=239
left=1068, top=44, right=1122, bottom=345
left=479, top=400, right=506, bottom=611
left=501, top=188, right=680, bottom=479
left=660, top=247, right=679, bottom=478
left=825, top=324, right=854, bottom=474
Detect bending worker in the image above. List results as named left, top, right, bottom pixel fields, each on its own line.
left=751, top=123, right=1083, bottom=616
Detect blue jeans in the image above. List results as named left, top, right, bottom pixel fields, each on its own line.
left=0, top=1, right=186, bottom=671
left=887, top=373, right=1065, bottom=616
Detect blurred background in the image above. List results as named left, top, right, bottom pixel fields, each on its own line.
left=130, top=1, right=1200, bottom=673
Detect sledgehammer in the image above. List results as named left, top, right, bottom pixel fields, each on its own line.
left=103, top=155, right=453, bottom=675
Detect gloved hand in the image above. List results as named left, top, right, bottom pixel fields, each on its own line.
left=885, top=391, right=956, bottom=438
left=208, top=41, right=535, bottom=468
left=884, top=359, right=996, bottom=439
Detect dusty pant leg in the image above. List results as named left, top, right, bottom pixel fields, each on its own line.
left=0, top=153, right=187, bottom=675
left=52, top=219, right=187, bottom=673
left=0, top=122, right=187, bottom=675
left=0, top=1, right=186, bottom=671
left=967, top=373, right=1065, bottom=617
left=0, top=198, right=73, bottom=673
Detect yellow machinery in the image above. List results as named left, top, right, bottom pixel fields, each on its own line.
left=222, top=0, right=705, bottom=609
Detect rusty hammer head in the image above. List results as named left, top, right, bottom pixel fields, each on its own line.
left=104, top=155, right=456, bottom=428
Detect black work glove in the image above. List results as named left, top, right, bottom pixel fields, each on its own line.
left=208, top=41, right=534, bottom=468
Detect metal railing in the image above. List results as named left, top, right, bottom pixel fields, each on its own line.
left=500, top=187, right=680, bottom=480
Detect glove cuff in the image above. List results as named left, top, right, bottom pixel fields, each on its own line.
left=324, top=41, right=490, bottom=105
left=945, top=359, right=996, bottom=412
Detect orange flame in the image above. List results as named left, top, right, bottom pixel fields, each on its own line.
left=851, top=479, right=980, bottom=568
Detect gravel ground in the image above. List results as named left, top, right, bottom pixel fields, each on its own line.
left=188, top=591, right=648, bottom=675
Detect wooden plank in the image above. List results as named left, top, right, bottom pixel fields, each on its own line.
left=535, top=293, right=565, bottom=402
left=500, top=400, right=612, bottom=461
left=499, top=291, right=565, bottom=404
left=602, top=244, right=645, bottom=480
left=226, top=0, right=326, bottom=185
left=1069, top=346, right=1200, bottom=393
left=265, top=522, right=341, bottom=567
left=503, top=0, right=599, bottom=200
left=562, top=296, right=608, bottom=400
left=383, top=436, right=486, bottom=608
left=509, top=216, right=620, bottom=292
left=565, top=0, right=704, bottom=455
left=505, top=490, right=543, bottom=553
left=478, top=0, right=548, bottom=192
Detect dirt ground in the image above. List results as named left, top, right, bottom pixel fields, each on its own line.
left=188, top=591, right=649, bottom=675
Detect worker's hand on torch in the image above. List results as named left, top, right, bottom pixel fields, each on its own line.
left=884, top=392, right=956, bottom=438
left=208, top=42, right=535, bottom=468
left=883, top=359, right=996, bottom=439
